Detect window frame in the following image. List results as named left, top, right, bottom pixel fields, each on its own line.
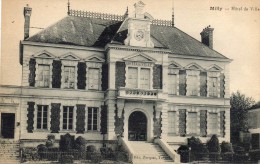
left=187, top=112, right=198, bottom=135
left=88, top=67, right=100, bottom=90
left=87, top=107, right=99, bottom=131
left=207, top=112, right=219, bottom=135
left=125, top=64, right=153, bottom=90
left=63, top=66, right=76, bottom=89
left=36, top=105, right=48, bottom=130
left=168, top=111, right=177, bottom=135
left=62, top=106, right=75, bottom=131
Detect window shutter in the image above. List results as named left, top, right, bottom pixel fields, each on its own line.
left=50, top=103, right=61, bottom=133
left=52, top=60, right=62, bottom=88
left=102, top=64, right=108, bottom=91
left=77, top=62, right=86, bottom=89
left=200, top=72, right=207, bottom=97
left=27, top=102, right=35, bottom=133
left=100, top=105, right=108, bottom=134
left=220, top=73, right=225, bottom=98
left=220, top=111, right=225, bottom=137
left=200, top=110, right=207, bottom=137
left=179, top=70, right=186, bottom=95
left=179, top=109, right=186, bottom=136
left=115, top=62, right=126, bottom=88
left=153, top=65, right=162, bottom=89
left=76, top=104, right=86, bottom=134
left=28, top=58, right=36, bottom=87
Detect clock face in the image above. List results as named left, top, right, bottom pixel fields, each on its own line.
left=134, top=30, right=144, bottom=41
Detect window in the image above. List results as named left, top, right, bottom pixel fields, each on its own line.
left=63, top=106, right=74, bottom=130
left=169, top=74, right=177, bottom=94
left=88, top=107, right=98, bottom=131
left=128, top=67, right=138, bottom=88
left=37, top=105, right=48, bottom=129
left=209, top=77, right=218, bottom=97
left=127, top=67, right=151, bottom=89
left=168, top=111, right=176, bottom=134
left=64, top=66, right=75, bottom=89
left=38, top=65, right=50, bottom=87
left=140, top=68, right=150, bottom=89
left=189, top=75, right=198, bottom=96
left=188, top=112, right=197, bottom=134
left=208, top=113, right=218, bottom=135
left=88, top=68, right=100, bottom=90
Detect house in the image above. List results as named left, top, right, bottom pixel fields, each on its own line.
left=0, top=1, right=232, bottom=162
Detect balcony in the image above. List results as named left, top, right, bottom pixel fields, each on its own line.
left=117, top=87, right=164, bottom=101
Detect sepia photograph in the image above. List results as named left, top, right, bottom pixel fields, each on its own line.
left=0, top=0, right=259, bottom=163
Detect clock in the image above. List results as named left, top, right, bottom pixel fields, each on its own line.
left=134, top=30, right=144, bottom=41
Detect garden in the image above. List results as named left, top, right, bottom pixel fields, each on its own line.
left=20, top=133, right=129, bottom=164
left=177, top=134, right=259, bottom=163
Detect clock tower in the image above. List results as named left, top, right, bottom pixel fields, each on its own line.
left=124, top=1, right=154, bottom=48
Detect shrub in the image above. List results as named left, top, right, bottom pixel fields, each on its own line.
left=233, top=145, right=249, bottom=162
left=177, top=145, right=189, bottom=163
left=59, top=155, right=74, bottom=163
left=46, top=134, right=56, bottom=148
left=87, top=145, right=97, bottom=153
left=86, top=145, right=97, bottom=160
left=206, top=135, right=221, bottom=161
left=21, top=148, right=39, bottom=162
left=75, top=136, right=86, bottom=159
left=90, top=153, right=102, bottom=163
left=37, top=144, right=48, bottom=159
left=100, top=147, right=115, bottom=160
left=221, top=141, right=234, bottom=161
left=59, top=133, right=75, bottom=151
left=188, top=136, right=208, bottom=161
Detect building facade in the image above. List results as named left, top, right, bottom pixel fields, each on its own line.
left=0, top=1, right=231, bottom=161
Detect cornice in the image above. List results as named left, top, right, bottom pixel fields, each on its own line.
left=21, top=41, right=104, bottom=52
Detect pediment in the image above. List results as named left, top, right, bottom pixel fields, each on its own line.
left=185, top=63, right=204, bottom=70
left=208, top=64, right=223, bottom=72
left=60, top=52, right=80, bottom=61
left=169, top=61, right=182, bottom=69
left=123, top=52, right=156, bottom=62
left=33, top=50, right=55, bottom=59
left=85, top=55, right=105, bottom=63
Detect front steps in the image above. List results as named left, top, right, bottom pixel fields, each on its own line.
left=0, top=140, right=20, bottom=163
left=129, top=141, right=174, bottom=163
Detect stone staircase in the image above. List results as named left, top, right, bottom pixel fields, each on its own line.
left=129, top=141, right=174, bottom=163
left=0, top=140, right=20, bottom=163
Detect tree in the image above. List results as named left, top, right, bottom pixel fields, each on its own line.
left=230, top=91, right=255, bottom=143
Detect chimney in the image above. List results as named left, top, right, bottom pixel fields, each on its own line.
left=200, top=25, right=214, bottom=49
left=134, top=1, right=145, bottom=19
left=23, top=4, right=32, bottom=40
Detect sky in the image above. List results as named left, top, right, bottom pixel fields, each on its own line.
left=1, top=0, right=260, bottom=100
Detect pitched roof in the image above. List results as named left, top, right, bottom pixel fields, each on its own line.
left=27, top=15, right=228, bottom=59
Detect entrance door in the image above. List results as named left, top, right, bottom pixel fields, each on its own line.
left=1, top=113, right=15, bottom=138
left=128, top=111, right=147, bottom=141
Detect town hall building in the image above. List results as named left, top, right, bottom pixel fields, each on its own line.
left=0, top=1, right=231, bottom=162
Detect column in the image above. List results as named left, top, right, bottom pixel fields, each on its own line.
left=106, top=99, right=117, bottom=140
left=108, top=61, right=116, bottom=90
left=160, top=102, right=169, bottom=139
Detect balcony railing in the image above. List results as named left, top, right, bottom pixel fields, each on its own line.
left=117, top=87, right=163, bottom=100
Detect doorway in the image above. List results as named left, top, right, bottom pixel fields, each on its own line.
left=1, top=113, right=15, bottom=139
left=128, top=111, right=147, bottom=141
